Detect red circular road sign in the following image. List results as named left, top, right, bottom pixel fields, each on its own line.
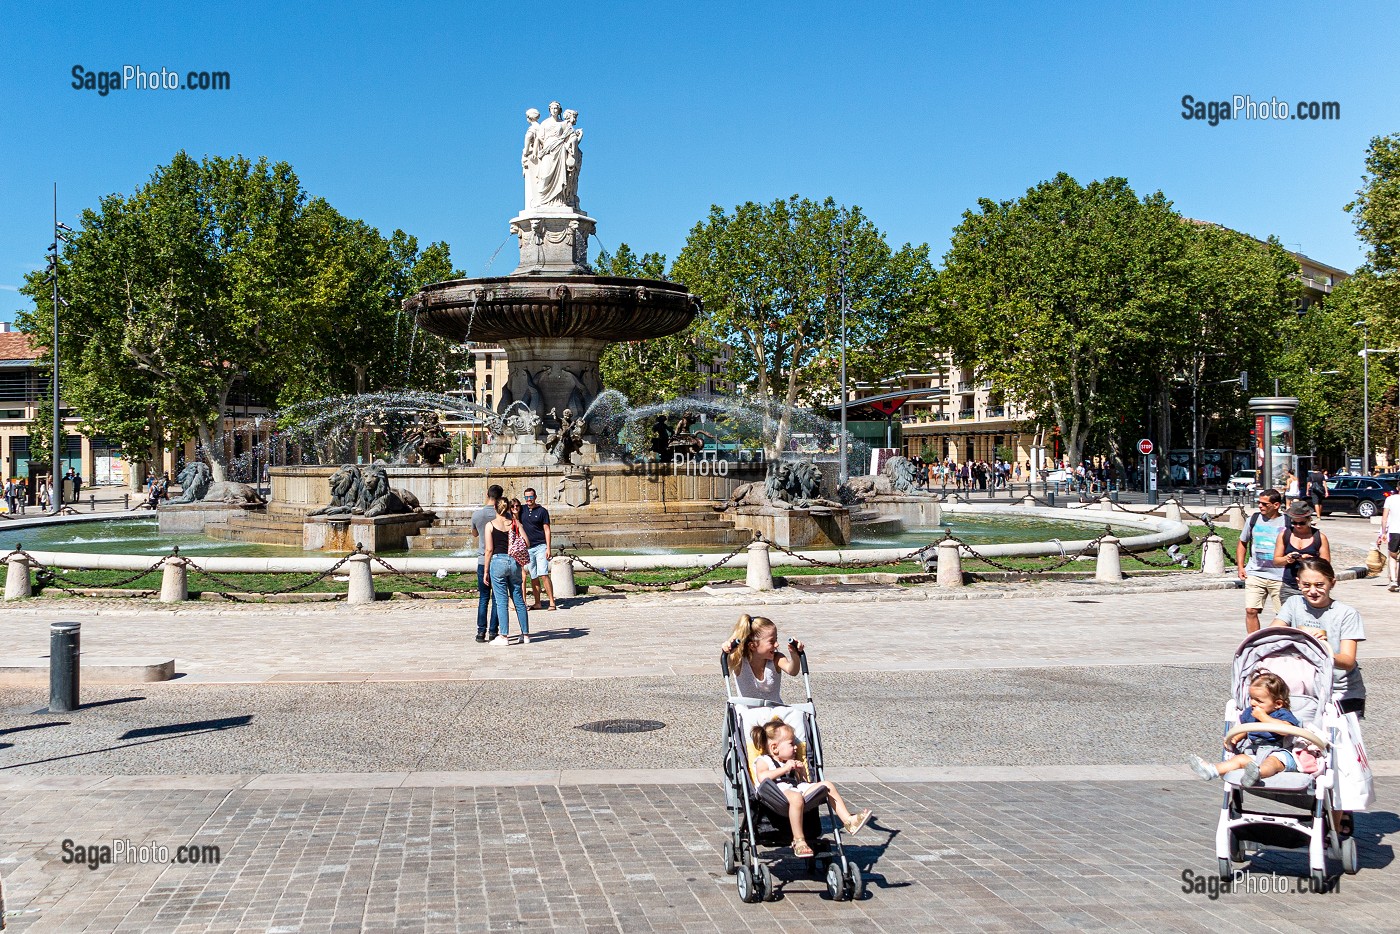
left=1138, top=438, right=1154, bottom=455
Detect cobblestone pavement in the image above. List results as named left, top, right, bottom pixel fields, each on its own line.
left=2, top=778, right=1397, bottom=933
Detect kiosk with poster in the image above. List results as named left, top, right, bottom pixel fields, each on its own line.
left=1248, top=396, right=1299, bottom=493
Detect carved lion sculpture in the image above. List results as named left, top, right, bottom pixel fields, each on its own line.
left=202, top=480, right=265, bottom=505
left=172, top=462, right=212, bottom=504
left=882, top=456, right=924, bottom=495
left=307, top=464, right=366, bottom=517
left=360, top=465, right=421, bottom=518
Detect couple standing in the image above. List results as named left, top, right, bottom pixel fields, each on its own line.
left=473, top=484, right=558, bottom=646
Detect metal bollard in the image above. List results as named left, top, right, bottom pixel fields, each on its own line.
left=49, top=622, right=80, bottom=712
left=89, top=494, right=96, bottom=512
left=124, top=493, right=130, bottom=511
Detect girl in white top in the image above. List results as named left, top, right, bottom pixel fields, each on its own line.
left=751, top=719, right=871, bottom=858
left=721, top=614, right=803, bottom=704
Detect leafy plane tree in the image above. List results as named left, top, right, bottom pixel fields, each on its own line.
left=20, top=152, right=458, bottom=482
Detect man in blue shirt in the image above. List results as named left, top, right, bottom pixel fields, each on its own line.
left=1236, top=489, right=1286, bottom=633
left=518, top=487, right=557, bottom=611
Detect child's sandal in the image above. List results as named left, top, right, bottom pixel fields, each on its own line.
left=793, top=841, right=814, bottom=858
left=844, top=810, right=872, bottom=836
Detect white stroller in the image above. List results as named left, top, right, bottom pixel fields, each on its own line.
left=1212, top=627, right=1367, bottom=887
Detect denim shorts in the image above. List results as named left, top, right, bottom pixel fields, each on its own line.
left=527, top=543, right=550, bottom=577
left=1249, top=745, right=1297, bottom=771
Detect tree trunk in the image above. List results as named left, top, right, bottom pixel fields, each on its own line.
left=195, top=421, right=226, bottom=483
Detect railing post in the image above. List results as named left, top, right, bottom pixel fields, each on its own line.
left=346, top=547, right=374, bottom=604
left=49, top=621, right=80, bottom=712
left=5, top=550, right=32, bottom=601
left=746, top=540, right=774, bottom=591
left=1163, top=498, right=1182, bottom=523
left=1202, top=535, right=1227, bottom=574
left=549, top=554, right=577, bottom=599
left=160, top=548, right=188, bottom=603
left=936, top=539, right=963, bottom=588
left=1095, top=534, right=1123, bottom=583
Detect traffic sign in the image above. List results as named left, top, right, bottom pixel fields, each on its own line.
left=1138, top=438, right=1154, bottom=455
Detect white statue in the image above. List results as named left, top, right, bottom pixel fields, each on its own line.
left=521, top=108, right=542, bottom=209
left=530, top=101, right=584, bottom=210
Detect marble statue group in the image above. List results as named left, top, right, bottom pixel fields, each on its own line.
left=521, top=101, right=584, bottom=211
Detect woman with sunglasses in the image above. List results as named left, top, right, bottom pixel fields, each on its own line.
left=1272, top=502, right=1331, bottom=604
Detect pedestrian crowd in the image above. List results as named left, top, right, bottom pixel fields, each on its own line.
left=473, top=483, right=560, bottom=647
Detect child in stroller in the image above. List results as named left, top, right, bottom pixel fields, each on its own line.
left=751, top=719, right=872, bottom=858
left=1188, top=672, right=1301, bottom=786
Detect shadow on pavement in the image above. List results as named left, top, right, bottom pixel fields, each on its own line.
left=0, top=721, right=70, bottom=736
left=526, top=627, right=590, bottom=643
left=1, top=714, right=253, bottom=770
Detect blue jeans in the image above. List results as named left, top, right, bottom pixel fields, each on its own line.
left=489, top=555, right=529, bottom=636
left=476, top=563, right=494, bottom=637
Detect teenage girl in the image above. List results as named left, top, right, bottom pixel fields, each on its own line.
left=721, top=614, right=804, bottom=704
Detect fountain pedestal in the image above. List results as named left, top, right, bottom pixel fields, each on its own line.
left=303, top=513, right=436, bottom=553
left=509, top=208, right=595, bottom=276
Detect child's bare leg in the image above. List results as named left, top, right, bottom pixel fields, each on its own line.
left=784, top=789, right=807, bottom=847
left=1257, top=754, right=1287, bottom=779
left=1215, top=753, right=1253, bottom=776
left=820, top=782, right=856, bottom=824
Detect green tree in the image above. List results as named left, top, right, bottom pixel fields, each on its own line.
left=595, top=244, right=707, bottom=405
left=672, top=196, right=934, bottom=454
left=1346, top=133, right=1400, bottom=344
left=938, top=175, right=1192, bottom=469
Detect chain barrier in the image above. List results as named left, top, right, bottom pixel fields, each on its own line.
left=4, top=546, right=170, bottom=596
left=556, top=537, right=757, bottom=588
left=178, top=549, right=359, bottom=602
left=367, top=553, right=479, bottom=598
left=753, top=534, right=937, bottom=571
left=952, top=529, right=1112, bottom=574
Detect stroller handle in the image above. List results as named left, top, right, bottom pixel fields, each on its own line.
left=1223, top=722, right=1329, bottom=751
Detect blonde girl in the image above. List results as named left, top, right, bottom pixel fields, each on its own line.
left=750, top=719, right=871, bottom=857
left=721, top=614, right=804, bottom=704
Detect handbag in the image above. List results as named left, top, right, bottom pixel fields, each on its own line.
left=507, top=522, right=530, bottom=568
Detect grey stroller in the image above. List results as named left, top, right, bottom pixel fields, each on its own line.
left=1212, top=627, right=1359, bottom=887
left=720, top=644, right=865, bottom=903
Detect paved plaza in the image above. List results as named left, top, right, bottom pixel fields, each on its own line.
left=1, top=516, right=1397, bottom=931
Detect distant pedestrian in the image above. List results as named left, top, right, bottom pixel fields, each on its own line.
left=1305, top=468, right=1329, bottom=515
left=1379, top=491, right=1400, bottom=593
left=2, top=478, right=17, bottom=515
left=483, top=498, right=530, bottom=645
left=15, top=479, right=26, bottom=515
left=471, top=484, right=504, bottom=642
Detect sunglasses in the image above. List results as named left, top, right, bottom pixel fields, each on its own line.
left=1289, top=521, right=1311, bottom=527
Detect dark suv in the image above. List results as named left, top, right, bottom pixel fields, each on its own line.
left=1322, top=476, right=1396, bottom=518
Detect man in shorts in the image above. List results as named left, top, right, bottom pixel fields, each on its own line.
left=518, top=487, right=557, bottom=611
left=471, top=484, right=503, bottom=642
left=1237, top=488, right=1286, bottom=633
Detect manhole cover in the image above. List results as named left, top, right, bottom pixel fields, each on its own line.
left=1069, top=599, right=1101, bottom=604
left=576, top=718, right=666, bottom=734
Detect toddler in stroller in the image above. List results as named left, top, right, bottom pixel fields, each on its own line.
left=719, top=618, right=869, bottom=904
left=1193, top=626, right=1367, bottom=887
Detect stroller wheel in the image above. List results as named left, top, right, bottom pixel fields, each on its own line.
left=736, top=865, right=761, bottom=904
left=1341, top=836, right=1359, bottom=875
left=846, top=862, right=866, bottom=900
left=1217, top=857, right=1233, bottom=881
left=826, top=860, right=848, bottom=901
left=723, top=838, right=737, bottom=876
left=757, top=864, right=777, bottom=901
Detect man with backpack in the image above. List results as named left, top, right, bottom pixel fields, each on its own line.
left=1236, top=488, right=1286, bottom=633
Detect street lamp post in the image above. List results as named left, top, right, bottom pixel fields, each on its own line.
left=1359, top=349, right=1400, bottom=470
left=46, top=185, right=74, bottom=515
left=837, top=237, right=850, bottom=485
left=1355, top=321, right=1370, bottom=474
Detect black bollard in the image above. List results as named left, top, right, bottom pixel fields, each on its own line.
left=49, top=622, right=80, bottom=712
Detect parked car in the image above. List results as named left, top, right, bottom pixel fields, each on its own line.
left=1041, top=468, right=1070, bottom=485
left=1227, top=470, right=1260, bottom=493
left=1321, top=476, right=1396, bottom=518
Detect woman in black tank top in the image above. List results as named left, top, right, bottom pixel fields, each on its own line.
left=1274, top=506, right=1331, bottom=598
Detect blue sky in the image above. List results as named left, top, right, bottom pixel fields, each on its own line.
left=3, top=1, right=1398, bottom=322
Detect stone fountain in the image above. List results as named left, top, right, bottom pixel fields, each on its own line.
left=402, top=101, right=700, bottom=467
left=207, top=101, right=852, bottom=552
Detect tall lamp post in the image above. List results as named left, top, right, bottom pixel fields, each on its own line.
left=837, top=237, right=850, bottom=485
left=1354, top=321, right=1370, bottom=474
left=45, top=185, right=74, bottom=515
left=1359, top=348, right=1399, bottom=470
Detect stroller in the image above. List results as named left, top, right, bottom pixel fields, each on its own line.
left=720, top=643, right=864, bottom=903
left=1211, top=627, right=1362, bottom=886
